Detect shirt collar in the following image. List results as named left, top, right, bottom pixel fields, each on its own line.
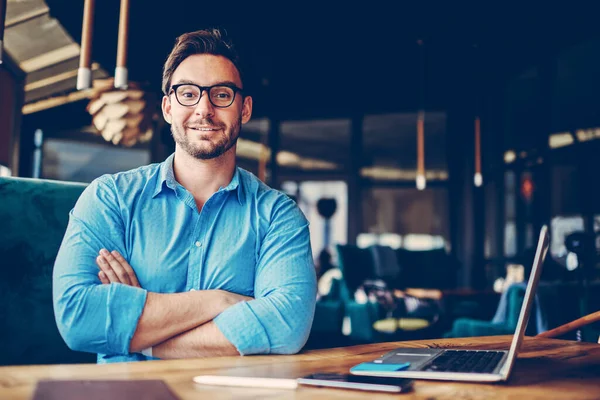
left=153, top=153, right=176, bottom=198
left=152, top=153, right=243, bottom=204
left=222, top=167, right=244, bottom=205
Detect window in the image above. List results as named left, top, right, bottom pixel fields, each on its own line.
left=362, top=187, right=449, bottom=246
left=550, top=215, right=582, bottom=269
left=42, top=139, right=150, bottom=182
left=284, top=181, right=348, bottom=262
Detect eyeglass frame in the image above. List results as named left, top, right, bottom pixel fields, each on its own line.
left=169, top=83, right=244, bottom=108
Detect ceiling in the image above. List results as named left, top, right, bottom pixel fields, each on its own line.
left=36, top=0, right=600, bottom=118
left=6, top=1, right=600, bottom=177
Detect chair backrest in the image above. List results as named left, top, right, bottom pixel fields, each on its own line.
left=501, top=281, right=600, bottom=339
left=335, top=244, right=374, bottom=296
left=0, top=177, right=95, bottom=365
left=535, top=281, right=600, bottom=341
left=396, top=247, right=458, bottom=289
left=369, top=244, right=400, bottom=283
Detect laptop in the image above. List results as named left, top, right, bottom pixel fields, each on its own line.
left=351, top=225, right=549, bottom=383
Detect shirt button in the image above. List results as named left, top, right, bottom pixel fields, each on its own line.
left=190, top=288, right=196, bottom=292
left=195, top=241, right=201, bottom=247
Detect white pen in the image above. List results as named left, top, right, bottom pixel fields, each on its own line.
left=193, top=375, right=299, bottom=390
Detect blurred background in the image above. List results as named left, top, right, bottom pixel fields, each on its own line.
left=1, top=0, right=599, bottom=354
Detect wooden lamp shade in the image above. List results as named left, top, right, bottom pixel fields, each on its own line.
left=87, top=78, right=156, bottom=147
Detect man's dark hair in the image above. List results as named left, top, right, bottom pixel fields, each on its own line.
left=161, top=28, right=243, bottom=95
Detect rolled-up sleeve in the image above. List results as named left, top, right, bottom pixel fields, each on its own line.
left=214, top=196, right=317, bottom=355
left=53, top=176, right=147, bottom=356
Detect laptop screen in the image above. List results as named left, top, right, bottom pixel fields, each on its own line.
left=500, top=225, right=549, bottom=377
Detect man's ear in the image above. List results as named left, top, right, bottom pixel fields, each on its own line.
left=161, top=95, right=172, bottom=124
left=241, top=95, right=253, bottom=124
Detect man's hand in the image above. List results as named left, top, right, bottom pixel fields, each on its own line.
left=96, top=249, right=141, bottom=288
left=95, top=249, right=253, bottom=305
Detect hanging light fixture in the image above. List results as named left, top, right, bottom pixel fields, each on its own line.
left=77, top=0, right=95, bottom=90
left=474, top=116, right=482, bottom=186
left=416, top=109, right=426, bottom=190
left=114, top=0, right=129, bottom=89
left=416, top=39, right=426, bottom=190
left=83, top=0, right=155, bottom=146
left=0, top=0, right=7, bottom=64
left=86, top=78, right=155, bottom=146
left=473, top=44, right=483, bottom=187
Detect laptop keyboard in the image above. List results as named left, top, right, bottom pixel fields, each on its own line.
left=422, top=350, right=504, bottom=373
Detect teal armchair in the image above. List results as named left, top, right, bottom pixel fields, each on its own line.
left=444, top=284, right=528, bottom=338
left=444, top=281, right=600, bottom=340
left=335, top=244, right=386, bottom=343
left=335, top=244, right=445, bottom=343
left=0, top=177, right=95, bottom=365
left=311, top=278, right=345, bottom=336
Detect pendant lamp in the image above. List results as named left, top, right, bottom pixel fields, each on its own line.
left=473, top=44, right=483, bottom=187
left=77, top=0, right=95, bottom=90
left=0, top=0, right=7, bottom=64
left=114, top=0, right=129, bottom=89
left=416, top=39, right=426, bottom=190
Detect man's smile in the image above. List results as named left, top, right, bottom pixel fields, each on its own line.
left=187, top=126, right=221, bottom=131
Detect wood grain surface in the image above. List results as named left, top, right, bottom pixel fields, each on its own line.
left=1, top=336, right=599, bottom=399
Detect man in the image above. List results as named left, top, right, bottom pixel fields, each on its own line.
left=53, top=29, right=317, bottom=363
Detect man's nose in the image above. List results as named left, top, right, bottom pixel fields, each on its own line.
left=193, top=91, right=214, bottom=117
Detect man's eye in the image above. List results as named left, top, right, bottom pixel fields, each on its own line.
left=213, top=92, right=232, bottom=99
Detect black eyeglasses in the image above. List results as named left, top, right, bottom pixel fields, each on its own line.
left=169, top=83, right=243, bottom=108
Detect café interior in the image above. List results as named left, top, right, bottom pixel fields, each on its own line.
left=1, top=0, right=599, bottom=398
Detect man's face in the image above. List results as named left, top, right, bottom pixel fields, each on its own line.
left=162, top=54, right=252, bottom=160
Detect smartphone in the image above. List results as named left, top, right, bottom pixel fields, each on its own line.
left=298, top=373, right=413, bottom=393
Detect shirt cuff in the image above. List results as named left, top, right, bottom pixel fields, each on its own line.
left=214, top=301, right=271, bottom=355
left=106, top=283, right=148, bottom=355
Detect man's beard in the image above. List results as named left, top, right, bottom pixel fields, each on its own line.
left=171, top=117, right=241, bottom=160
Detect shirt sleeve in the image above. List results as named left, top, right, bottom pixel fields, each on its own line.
left=214, top=195, right=317, bottom=355
left=52, top=176, right=147, bottom=356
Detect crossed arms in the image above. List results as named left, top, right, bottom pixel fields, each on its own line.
left=95, top=249, right=249, bottom=358
left=52, top=177, right=317, bottom=359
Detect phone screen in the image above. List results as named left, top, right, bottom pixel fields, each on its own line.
left=298, top=373, right=413, bottom=393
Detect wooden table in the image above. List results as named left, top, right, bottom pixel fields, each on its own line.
left=1, top=336, right=599, bottom=399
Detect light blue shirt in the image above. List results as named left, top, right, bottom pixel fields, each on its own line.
left=53, top=154, right=316, bottom=363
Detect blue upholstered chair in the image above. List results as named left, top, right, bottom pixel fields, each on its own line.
left=0, top=177, right=96, bottom=365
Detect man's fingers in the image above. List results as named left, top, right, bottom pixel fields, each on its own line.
left=99, top=249, right=132, bottom=285
left=96, top=249, right=141, bottom=288
left=96, top=253, right=123, bottom=283
left=98, top=271, right=109, bottom=284
left=111, top=250, right=141, bottom=288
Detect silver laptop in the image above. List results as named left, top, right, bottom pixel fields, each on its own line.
left=351, top=225, right=549, bottom=382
